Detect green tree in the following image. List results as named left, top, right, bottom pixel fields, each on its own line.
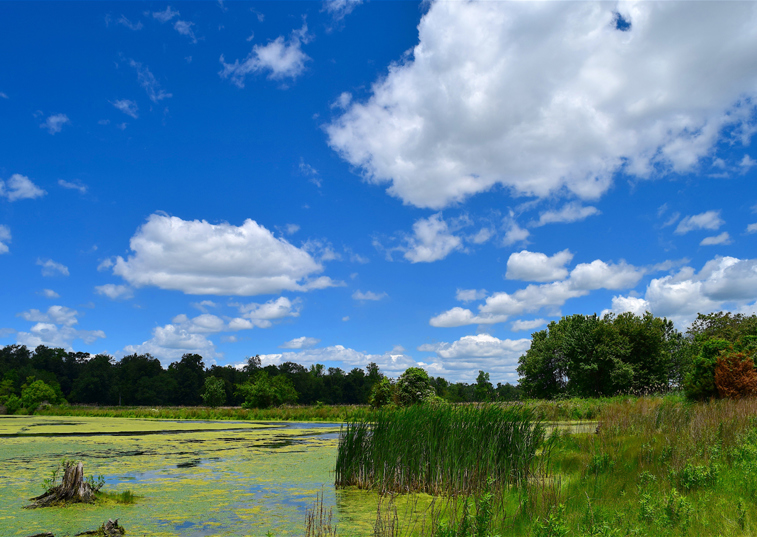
left=201, top=376, right=226, bottom=407
left=236, top=372, right=298, bottom=409
left=396, top=367, right=435, bottom=406
left=20, top=378, right=61, bottom=411
left=168, top=353, right=206, bottom=406
left=474, top=371, right=494, bottom=401
left=369, top=378, right=395, bottom=408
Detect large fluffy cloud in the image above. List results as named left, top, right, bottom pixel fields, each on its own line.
left=431, top=255, right=644, bottom=327
left=328, top=1, right=757, bottom=209
left=112, top=214, right=338, bottom=296
left=605, top=256, right=757, bottom=325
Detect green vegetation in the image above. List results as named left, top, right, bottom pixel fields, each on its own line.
left=336, top=404, right=545, bottom=495
left=200, top=375, right=226, bottom=407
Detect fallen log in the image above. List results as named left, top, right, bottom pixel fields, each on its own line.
left=26, top=461, right=96, bottom=508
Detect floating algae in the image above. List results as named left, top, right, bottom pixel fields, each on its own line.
left=0, top=416, right=379, bottom=536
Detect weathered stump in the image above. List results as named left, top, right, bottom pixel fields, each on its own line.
left=75, top=519, right=125, bottom=537
left=26, top=461, right=96, bottom=508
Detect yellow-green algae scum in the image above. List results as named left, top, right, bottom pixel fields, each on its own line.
left=0, top=415, right=375, bottom=536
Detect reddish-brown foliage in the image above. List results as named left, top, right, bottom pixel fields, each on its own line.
left=714, top=352, right=757, bottom=399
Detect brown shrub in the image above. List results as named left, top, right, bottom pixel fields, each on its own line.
left=714, top=352, right=757, bottom=399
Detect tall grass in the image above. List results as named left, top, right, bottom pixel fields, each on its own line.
left=335, top=404, right=546, bottom=496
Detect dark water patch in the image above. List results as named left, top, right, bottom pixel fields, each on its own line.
left=0, top=426, right=264, bottom=438
left=177, top=459, right=202, bottom=468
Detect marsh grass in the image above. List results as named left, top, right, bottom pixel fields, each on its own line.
left=35, top=404, right=370, bottom=422
left=335, top=404, right=546, bottom=496
left=350, top=396, right=757, bottom=537
left=97, top=489, right=137, bottom=505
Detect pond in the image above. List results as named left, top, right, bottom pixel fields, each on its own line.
left=0, top=415, right=378, bottom=536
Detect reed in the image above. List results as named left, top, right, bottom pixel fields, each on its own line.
left=335, top=404, right=546, bottom=496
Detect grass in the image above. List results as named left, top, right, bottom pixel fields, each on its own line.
left=97, top=489, right=137, bottom=505
left=339, top=395, right=757, bottom=537
left=335, top=404, right=546, bottom=496
left=34, top=403, right=371, bottom=422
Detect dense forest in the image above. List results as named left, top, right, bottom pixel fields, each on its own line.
left=1, top=311, right=755, bottom=412
left=0, top=343, right=520, bottom=411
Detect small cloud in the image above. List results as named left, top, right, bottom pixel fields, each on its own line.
left=285, top=224, right=300, bottom=235
left=40, top=289, right=60, bottom=299
left=746, top=223, right=757, bottom=234
left=511, top=318, right=547, bottom=332
left=299, top=159, right=321, bottom=187
left=455, top=289, right=487, bottom=302
left=192, top=300, right=217, bottom=313
left=502, top=212, right=529, bottom=246
left=740, top=154, right=756, bottom=171
left=98, top=119, right=110, bottom=126
left=531, top=203, right=601, bottom=227
left=0, top=174, right=46, bottom=202
left=40, top=114, right=70, bottom=134
left=219, top=21, right=312, bottom=87
left=97, top=258, right=114, bottom=271
left=117, top=15, right=143, bottom=30
left=251, top=8, right=264, bottom=22
left=246, top=32, right=255, bottom=42
left=128, top=59, right=172, bottom=103
left=662, top=212, right=681, bottom=228
left=342, top=316, right=349, bottom=321
left=58, top=179, right=87, bottom=194
left=0, top=225, right=11, bottom=254
left=280, top=336, right=321, bottom=349
left=37, top=258, right=69, bottom=277
left=152, top=6, right=179, bottom=22
left=0, top=92, right=8, bottom=99
left=330, top=92, right=352, bottom=110
left=174, top=20, right=197, bottom=43
left=111, top=99, right=139, bottom=119
left=352, top=290, right=387, bottom=301
left=700, top=232, right=732, bottom=246
left=322, top=0, right=363, bottom=22
left=95, top=284, right=134, bottom=299
left=675, top=210, right=724, bottom=234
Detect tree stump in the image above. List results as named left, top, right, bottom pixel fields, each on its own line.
left=75, top=519, right=125, bottom=537
left=26, top=461, right=96, bottom=508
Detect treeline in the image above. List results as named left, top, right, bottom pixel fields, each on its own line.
left=518, top=311, right=757, bottom=399
left=0, top=345, right=521, bottom=412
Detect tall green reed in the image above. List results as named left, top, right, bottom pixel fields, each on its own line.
left=335, top=404, right=546, bottom=496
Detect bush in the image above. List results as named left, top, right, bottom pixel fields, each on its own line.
left=684, top=339, right=731, bottom=400
left=20, top=379, right=61, bottom=411
left=201, top=376, right=226, bottom=407
left=368, top=378, right=394, bottom=408
left=236, top=372, right=298, bottom=409
left=714, top=352, right=757, bottom=399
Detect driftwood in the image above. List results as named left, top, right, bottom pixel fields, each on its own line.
left=75, top=519, right=125, bottom=537
left=26, top=533, right=55, bottom=537
left=26, top=461, right=96, bottom=508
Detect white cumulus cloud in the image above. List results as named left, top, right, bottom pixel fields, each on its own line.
left=506, top=250, right=574, bottom=283
left=280, top=336, right=321, bottom=349
left=700, top=232, right=732, bottom=246
left=675, top=210, right=724, bottom=234
left=402, top=213, right=463, bottom=263
left=37, top=258, right=69, bottom=277
left=327, top=1, right=757, bottom=209
left=0, top=225, right=10, bottom=254
left=220, top=22, right=311, bottom=86
left=352, top=290, right=387, bottom=301
left=111, top=214, right=339, bottom=296
left=95, top=284, right=134, bottom=300
left=0, top=174, right=46, bottom=201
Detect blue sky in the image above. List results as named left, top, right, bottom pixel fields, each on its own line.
left=2, top=0, right=757, bottom=383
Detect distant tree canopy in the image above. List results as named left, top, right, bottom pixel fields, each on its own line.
left=0, top=344, right=521, bottom=412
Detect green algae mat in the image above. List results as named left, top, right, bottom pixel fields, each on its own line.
left=0, top=416, right=376, bottom=536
